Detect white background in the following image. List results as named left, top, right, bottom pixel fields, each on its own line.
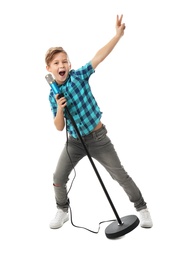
left=0, top=0, right=173, bottom=259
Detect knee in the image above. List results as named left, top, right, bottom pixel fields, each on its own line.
left=53, top=174, right=62, bottom=185
left=53, top=183, right=61, bottom=187
left=53, top=173, right=68, bottom=186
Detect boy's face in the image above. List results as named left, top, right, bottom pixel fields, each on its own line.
left=46, top=52, right=71, bottom=85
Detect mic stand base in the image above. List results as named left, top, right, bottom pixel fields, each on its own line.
left=105, top=215, right=139, bottom=239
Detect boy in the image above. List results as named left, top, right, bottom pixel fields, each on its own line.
left=45, top=15, right=153, bottom=229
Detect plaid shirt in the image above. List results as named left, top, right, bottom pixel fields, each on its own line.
left=49, top=62, right=102, bottom=138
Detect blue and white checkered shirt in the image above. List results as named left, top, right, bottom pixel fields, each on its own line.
left=49, top=61, right=102, bottom=138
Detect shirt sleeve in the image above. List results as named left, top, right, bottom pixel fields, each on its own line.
left=49, top=90, right=57, bottom=117
left=74, top=61, right=95, bottom=81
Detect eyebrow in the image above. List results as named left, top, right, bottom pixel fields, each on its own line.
left=53, top=58, right=68, bottom=62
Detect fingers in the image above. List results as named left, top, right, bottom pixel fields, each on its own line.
left=117, top=14, right=123, bottom=26
left=55, top=94, right=66, bottom=106
left=119, top=14, right=123, bottom=24
left=122, top=23, right=126, bottom=30
left=58, top=96, right=67, bottom=107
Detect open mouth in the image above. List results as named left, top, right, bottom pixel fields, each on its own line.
left=59, top=71, right=66, bottom=76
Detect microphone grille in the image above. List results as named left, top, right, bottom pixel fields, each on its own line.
left=45, top=74, right=54, bottom=84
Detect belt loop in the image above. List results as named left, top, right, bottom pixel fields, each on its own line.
left=92, top=131, right=96, bottom=138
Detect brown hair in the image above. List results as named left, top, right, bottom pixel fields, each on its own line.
left=45, top=47, right=68, bottom=66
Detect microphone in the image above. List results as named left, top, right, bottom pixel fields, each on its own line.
left=45, top=74, right=60, bottom=95
left=45, top=73, right=65, bottom=102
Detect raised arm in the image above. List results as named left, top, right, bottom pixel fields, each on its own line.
left=91, top=14, right=126, bottom=69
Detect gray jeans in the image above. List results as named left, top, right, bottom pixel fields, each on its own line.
left=53, top=125, right=147, bottom=212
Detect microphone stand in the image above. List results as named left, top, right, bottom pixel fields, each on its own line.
left=64, top=103, right=139, bottom=239
left=45, top=74, right=139, bottom=239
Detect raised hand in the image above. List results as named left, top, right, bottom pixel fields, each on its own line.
left=116, top=14, right=126, bottom=38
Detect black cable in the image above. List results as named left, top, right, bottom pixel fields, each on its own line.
left=69, top=204, right=116, bottom=234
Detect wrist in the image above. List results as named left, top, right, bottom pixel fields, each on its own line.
left=57, top=107, right=64, bottom=114
left=115, top=33, right=122, bottom=40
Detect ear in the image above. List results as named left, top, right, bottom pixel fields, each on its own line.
left=46, top=65, right=51, bottom=72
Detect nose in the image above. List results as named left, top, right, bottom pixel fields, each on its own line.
left=59, top=62, right=64, bottom=68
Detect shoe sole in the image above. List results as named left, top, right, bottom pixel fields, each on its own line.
left=140, top=223, right=153, bottom=228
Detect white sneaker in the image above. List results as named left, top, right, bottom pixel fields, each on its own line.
left=139, top=208, right=153, bottom=228
left=50, top=209, right=69, bottom=229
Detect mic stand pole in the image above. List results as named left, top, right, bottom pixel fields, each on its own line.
left=64, top=105, right=139, bottom=239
